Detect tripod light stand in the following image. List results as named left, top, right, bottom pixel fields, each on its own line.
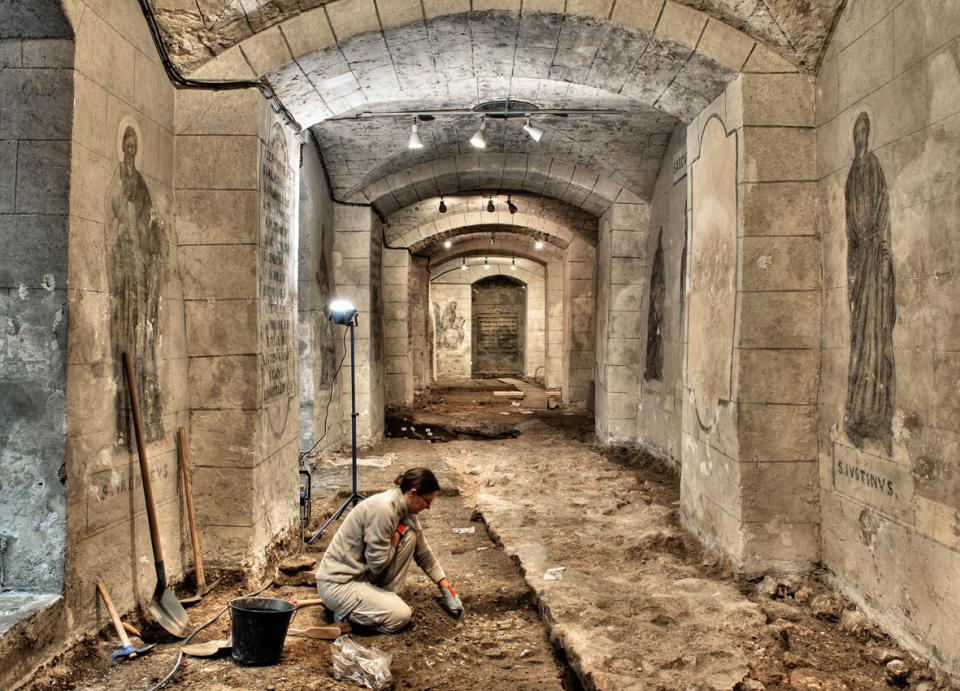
left=307, top=299, right=364, bottom=543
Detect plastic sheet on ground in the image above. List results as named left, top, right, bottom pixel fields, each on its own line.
left=331, top=635, right=393, bottom=690
left=324, top=453, right=395, bottom=469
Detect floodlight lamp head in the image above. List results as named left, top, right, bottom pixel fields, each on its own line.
left=523, top=117, right=544, bottom=143
left=470, top=118, right=487, bottom=149
left=487, top=197, right=495, bottom=213
left=507, top=196, right=518, bottom=214
left=329, top=299, right=358, bottom=325
left=408, top=117, right=424, bottom=149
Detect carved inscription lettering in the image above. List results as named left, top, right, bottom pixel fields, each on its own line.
left=260, top=124, right=295, bottom=406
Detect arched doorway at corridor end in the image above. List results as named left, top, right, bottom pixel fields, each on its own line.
left=471, top=275, right=526, bottom=378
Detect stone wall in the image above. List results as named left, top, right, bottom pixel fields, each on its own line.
left=383, top=247, right=412, bottom=407
left=430, top=260, right=545, bottom=381
left=63, top=0, right=187, bottom=628
left=409, top=257, right=430, bottom=392
left=0, top=31, right=71, bottom=595
left=332, top=204, right=384, bottom=443
left=636, top=125, right=687, bottom=465
left=595, top=202, right=649, bottom=441
left=681, top=70, right=820, bottom=574
left=563, top=237, right=595, bottom=406
left=297, top=140, right=343, bottom=457
left=816, top=0, right=960, bottom=674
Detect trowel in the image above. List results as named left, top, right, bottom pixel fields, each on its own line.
left=123, top=353, right=191, bottom=638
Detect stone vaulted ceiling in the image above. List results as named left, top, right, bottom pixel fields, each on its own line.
left=146, top=0, right=844, bottom=74
left=140, top=0, right=844, bottom=215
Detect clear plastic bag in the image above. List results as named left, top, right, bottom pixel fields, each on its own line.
left=330, top=635, right=394, bottom=690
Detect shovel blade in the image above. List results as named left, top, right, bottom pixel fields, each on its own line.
left=148, top=586, right=190, bottom=638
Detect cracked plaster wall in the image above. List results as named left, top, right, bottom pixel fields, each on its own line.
left=816, top=0, right=960, bottom=676
left=0, top=30, right=71, bottom=601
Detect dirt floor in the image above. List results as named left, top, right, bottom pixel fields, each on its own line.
left=25, top=379, right=960, bottom=690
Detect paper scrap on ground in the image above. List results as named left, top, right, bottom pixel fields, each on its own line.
left=453, top=527, right=475, bottom=534
left=543, top=567, right=565, bottom=581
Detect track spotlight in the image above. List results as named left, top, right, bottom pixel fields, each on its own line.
left=408, top=116, right=423, bottom=149
left=511, top=258, right=517, bottom=270
left=461, top=257, right=467, bottom=271
left=470, top=118, right=487, bottom=149
left=443, top=239, right=452, bottom=249
left=487, top=197, right=495, bottom=213
left=522, top=116, right=544, bottom=143
left=438, top=196, right=447, bottom=213
left=507, top=196, right=518, bottom=214
left=484, top=257, right=490, bottom=270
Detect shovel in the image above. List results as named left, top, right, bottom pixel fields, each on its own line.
left=123, top=352, right=191, bottom=638
left=96, top=580, right=156, bottom=660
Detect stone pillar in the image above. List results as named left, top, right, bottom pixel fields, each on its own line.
left=176, top=91, right=299, bottom=571
left=594, top=203, right=649, bottom=441
left=383, top=247, right=413, bottom=406
left=681, top=73, right=819, bottom=573
left=332, top=204, right=384, bottom=443
left=408, top=256, right=430, bottom=392
left=545, top=258, right=564, bottom=391
left=563, top=236, right=596, bottom=405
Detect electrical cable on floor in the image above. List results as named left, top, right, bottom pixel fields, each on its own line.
left=298, top=327, right=349, bottom=465
left=145, top=581, right=275, bottom=691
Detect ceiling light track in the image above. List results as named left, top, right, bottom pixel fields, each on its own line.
left=342, top=108, right=624, bottom=120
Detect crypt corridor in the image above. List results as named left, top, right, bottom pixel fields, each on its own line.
left=1, top=0, right=959, bottom=688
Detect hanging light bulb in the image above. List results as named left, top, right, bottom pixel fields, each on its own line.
left=470, top=117, right=487, bottom=149
left=408, top=116, right=423, bottom=149
left=522, top=116, right=544, bottom=143
left=438, top=196, right=447, bottom=213
left=484, top=257, right=490, bottom=270
left=535, top=234, right=544, bottom=250
left=511, top=258, right=517, bottom=270
left=507, top=195, right=518, bottom=214
left=490, top=231, right=496, bottom=245
left=487, top=197, right=495, bottom=213
left=461, top=257, right=467, bottom=271
left=443, top=239, right=452, bottom=249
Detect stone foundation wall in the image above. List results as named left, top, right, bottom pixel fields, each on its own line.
left=816, top=0, right=960, bottom=674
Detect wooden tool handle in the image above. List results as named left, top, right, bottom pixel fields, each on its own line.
left=290, top=598, right=324, bottom=606
left=177, top=427, right=205, bottom=591
left=97, top=580, right=133, bottom=648
left=123, top=352, right=163, bottom=564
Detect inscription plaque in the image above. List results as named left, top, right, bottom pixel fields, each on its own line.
left=833, top=443, right=915, bottom=524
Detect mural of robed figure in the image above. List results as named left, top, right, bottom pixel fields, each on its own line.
left=107, top=122, right=169, bottom=446
left=844, top=112, right=896, bottom=452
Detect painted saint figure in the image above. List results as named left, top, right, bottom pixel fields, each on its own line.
left=844, top=112, right=896, bottom=451
left=645, top=228, right=665, bottom=381
left=107, top=123, right=169, bottom=446
left=433, top=300, right=465, bottom=349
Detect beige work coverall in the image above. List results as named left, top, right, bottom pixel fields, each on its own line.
left=315, top=487, right=446, bottom=633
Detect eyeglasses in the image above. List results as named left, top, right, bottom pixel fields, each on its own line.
left=414, top=493, right=434, bottom=508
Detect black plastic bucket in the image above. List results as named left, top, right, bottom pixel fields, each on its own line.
left=228, top=597, right=296, bottom=666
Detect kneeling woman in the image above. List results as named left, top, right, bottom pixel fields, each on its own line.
left=316, top=467, right=463, bottom=633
